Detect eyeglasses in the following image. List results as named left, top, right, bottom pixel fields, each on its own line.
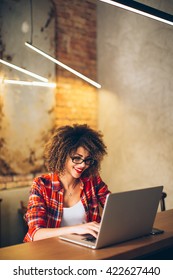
left=71, top=156, right=95, bottom=166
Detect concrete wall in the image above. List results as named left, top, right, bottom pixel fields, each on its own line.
left=0, top=0, right=56, bottom=175
left=97, top=0, right=173, bottom=210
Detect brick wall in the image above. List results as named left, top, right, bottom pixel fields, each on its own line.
left=55, top=78, right=98, bottom=128
left=0, top=174, right=38, bottom=191
left=55, top=0, right=98, bottom=129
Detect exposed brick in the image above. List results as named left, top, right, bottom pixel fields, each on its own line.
left=0, top=176, right=13, bottom=183
left=13, top=174, right=34, bottom=182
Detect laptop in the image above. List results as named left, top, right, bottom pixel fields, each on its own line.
left=59, top=186, right=163, bottom=249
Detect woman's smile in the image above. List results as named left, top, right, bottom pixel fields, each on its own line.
left=74, top=167, right=84, bottom=174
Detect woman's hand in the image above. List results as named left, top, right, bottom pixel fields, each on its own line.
left=71, top=222, right=100, bottom=238
left=33, top=221, right=100, bottom=241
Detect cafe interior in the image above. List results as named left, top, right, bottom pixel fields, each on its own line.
left=0, top=0, right=173, bottom=251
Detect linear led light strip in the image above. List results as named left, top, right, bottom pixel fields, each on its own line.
left=99, top=0, right=173, bottom=26
left=25, top=42, right=101, bottom=89
left=0, top=59, right=48, bottom=82
left=1, top=79, right=56, bottom=88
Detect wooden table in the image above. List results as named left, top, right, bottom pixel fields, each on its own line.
left=0, top=209, right=173, bottom=260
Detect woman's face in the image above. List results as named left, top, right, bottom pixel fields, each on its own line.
left=64, top=146, right=93, bottom=179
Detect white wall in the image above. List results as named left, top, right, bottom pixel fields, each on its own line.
left=97, top=0, right=173, bottom=210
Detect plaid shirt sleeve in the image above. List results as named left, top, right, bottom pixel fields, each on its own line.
left=24, top=176, right=52, bottom=242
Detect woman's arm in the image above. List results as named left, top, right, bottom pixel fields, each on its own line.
left=33, top=221, right=100, bottom=241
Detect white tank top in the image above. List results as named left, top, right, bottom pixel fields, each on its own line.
left=61, top=200, right=86, bottom=227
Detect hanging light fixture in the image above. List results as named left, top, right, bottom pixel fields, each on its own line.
left=0, top=59, right=48, bottom=82
left=24, top=0, right=101, bottom=89
left=25, top=42, right=101, bottom=89
left=0, top=59, right=56, bottom=87
left=98, top=0, right=173, bottom=26
left=1, top=79, right=56, bottom=88
left=0, top=0, right=56, bottom=88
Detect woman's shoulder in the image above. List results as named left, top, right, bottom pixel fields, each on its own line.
left=33, top=173, right=54, bottom=188
left=33, top=172, right=61, bottom=190
left=81, top=173, right=102, bottom=184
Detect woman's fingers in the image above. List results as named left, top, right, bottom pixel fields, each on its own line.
left=87, top=222, right=100, bottom=237
left=73, top=222, right=100, bottom=237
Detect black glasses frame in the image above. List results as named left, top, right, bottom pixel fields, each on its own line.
left=71, top=156, right=95, bottom=166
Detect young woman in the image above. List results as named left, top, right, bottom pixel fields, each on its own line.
left=24, top=124, right=110, bottom=242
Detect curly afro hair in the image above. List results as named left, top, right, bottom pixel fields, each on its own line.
left=44, top=124, right=107, bottom=177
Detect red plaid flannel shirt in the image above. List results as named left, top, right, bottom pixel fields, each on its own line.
left=24, top=172, right=110, bottom=242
